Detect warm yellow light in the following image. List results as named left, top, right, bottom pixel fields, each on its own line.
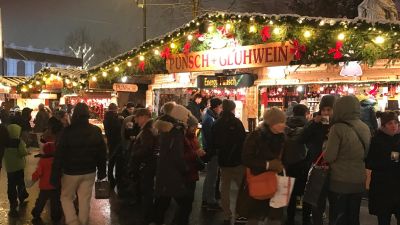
left=273, top=27, right=281, bottom=35
left=72, top=82, right=78, bottom=87
left=65, top=79, right=71, bottom=84
left=374, top=36, right=385, bottom=44
left=91, top=76, right=97, bottom=82
left=35, top=81, right=41, bottom=85
left=154, top=49, right=160, bottom=55
left=170, top=43, right=177, bottom=49
left=338, top=33, right=345, bottom=40
left=139, top=55, right=145, bottom=61
left=42, top=77, right=47, bottom=82
left=127, top=61, right=132, bottom=67
left=225, top=23, right=232, bottom=31
left=207, top=25, right=214, bottom=33
left=187, top=34, right=193, bottom=41
left=249, top=25, right=257, bottom=33
left=114, top=66, right=120, bottom=72
left=303, top=30, right=312, bottom=38
left=21, top=87, right=28, bottom=92
left=56, top=76, right=62, bottom=81
left=28, top=84, right=33, bottom=89
left=102, top=71, right=108, bottom=77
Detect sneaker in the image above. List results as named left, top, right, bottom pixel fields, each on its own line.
left=8, top=209, right=18, bottom=217
left=235, top=217, right=248, bottom=224
left=207, top=203, right=222, bottom=211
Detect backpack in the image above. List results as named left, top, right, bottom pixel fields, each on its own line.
left=283, top=127, right=307, bottom=165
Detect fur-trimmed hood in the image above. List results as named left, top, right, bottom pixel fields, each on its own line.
left=154, top=114, right=185, bottom=133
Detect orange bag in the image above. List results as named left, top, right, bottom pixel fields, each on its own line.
left=246, top=168, right=277, bottom=200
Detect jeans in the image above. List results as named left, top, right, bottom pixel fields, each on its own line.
left=153, top=182, right=196, bottom=225
left=61, top=173, right=96, bottom=225
left=202, top=155, right=219, bottom=204
left=220, top=166, right=244, bottom=220
left=32, top=189, right=62, bottom=222
left=7, top=170, right=29, bottom=209
left=329, top=192, right=363, bottom=225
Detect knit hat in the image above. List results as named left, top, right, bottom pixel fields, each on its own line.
left=292, top=104, right=309, bottom=117
left=380, top=111, right=399, bottom=127
left=187, top=114, right=199, bottom=128
left=263, top=107, right=286, bottom=126
left=169, top=104, right=191, bottom=123
left=222, top=99, right=236, bottom=112
left=161, top=102, right=176, bottom=115
left=319, top=95, right=336, bottom=110
left=108, top=103, right=118, bottom=112
left=210, top=98, right=223, bottom=109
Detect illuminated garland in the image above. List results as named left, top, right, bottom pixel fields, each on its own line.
left=87, top=12, right=400, bottom=82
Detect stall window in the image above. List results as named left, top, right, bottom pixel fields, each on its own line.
left=0, top=59, right=7, bottom=75
left=17, top=61, right=26, bottom=76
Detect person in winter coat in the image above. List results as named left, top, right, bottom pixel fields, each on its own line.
left=33, top=103, right=49, bottom=133
left=103, top=103, right=123, bottom=186
left=182, top=115, right=206, bottom=225
left=201, top=97, right=223, bottom=210
left=3, top=124, right=29, bottom=217
left=360, top=99, right=378, bottom=135
left=238, top=107, right=286, bottom=225
left=187, top=92, right=203, bottom=122
left=120, top=102, right=135, bottom=118
left=366, top=111, right=400, bottom=225
left=153, top=103, right=194, bottom=225
left=31, top=142, right=62, bottom=223
left=324, top=95, right=371, bottom=225
left=129, top=108, right=159, bottom=224
left=212, top=100, right=246, bottom=224
left=285, top=104, right=312, bottom=225
left=52, top=103, right=107, bottom=225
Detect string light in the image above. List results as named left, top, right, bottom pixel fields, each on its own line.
left=170, top=43, right=177, bottom=49
left=207, top=25, right=214, bottom=32
left=121, top=76, right=128, bottom=83
left=187, top=34, right=193, bottom=41
left=21, top=87, right=28, bottom=92
left=225, top=23, right=232, bottom=31
left=42, top=77, right=47, bottom=82
left=338, top=33, right=345, bottom=40
left=28, top=84, right=33, bottom=89
left=154, top=49, right=160, bottom=55
left=127, top=61, right=132, bottom=67
left=72, top=82, right=78, bottom=87
left=273, top=27, right=281, bottom=35
left=303, top=30, right=312, bottom=38
left=65, top=79, right=71, bottom=84
left=249, top=25, right=257, bottom=33
left=374, top=36, right=385, bottom=44
left=114, top=66, right=120, bottom=72
left=102, top=71, right=108, bottom=77
left=35, top=81, right=41, bottom=85
left=91, top=76, right=97, bottom=82
left=139, top=55, right=145, bottom=61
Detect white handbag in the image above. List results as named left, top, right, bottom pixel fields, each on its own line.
left=269, top=169, right=295, bottom=208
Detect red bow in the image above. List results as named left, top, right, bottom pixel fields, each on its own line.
left=138, top=61, right=145, bottom=72
left=195, top=32, right=205, bottom=41
left=290, top=39, right=306, bottom=60
left=217, top=26, right=228, bottom=36
left=183, top=42, right=191, bottom=55
left=368, top=83, right=379, bottom=96
left=161, top=47, right=171, bottom=59
left=328, top=41, right=343, bottom=60
left=260, top=26, right=271, bottom=42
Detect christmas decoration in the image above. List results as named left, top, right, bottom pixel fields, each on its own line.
left=290, top=39, right=306, bottom=60
left=328, top=41, right=344, bottom=60
left=161, top=47, right=172, bottom=59
left=368, top=83, right=379, bottom=96
left=138, top=61, right=145, bottom=72
left=260, top=26, right=271, bottom=42
left=183, top=42, right=191, bottom=55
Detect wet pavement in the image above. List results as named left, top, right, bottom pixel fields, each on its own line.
left=0, top=149, right=397, bottom=225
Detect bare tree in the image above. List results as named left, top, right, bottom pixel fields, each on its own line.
left=64, top=27, right=95, bottom=69
left=94, top=38, right=122, bottom=64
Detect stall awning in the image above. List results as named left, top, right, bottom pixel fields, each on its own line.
left=0, top=76, right=28, bottom=87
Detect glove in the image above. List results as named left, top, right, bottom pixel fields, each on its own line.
left=267, top=159, right=284, bottom=173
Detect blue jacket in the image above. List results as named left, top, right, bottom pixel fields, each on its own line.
left=201, top=109, right=218, bottom=152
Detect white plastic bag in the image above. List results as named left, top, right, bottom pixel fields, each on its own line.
left=269, top=170, right=295, bottom=208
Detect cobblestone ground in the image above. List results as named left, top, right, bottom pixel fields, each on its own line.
left=0, top=149, right=396, bottom=225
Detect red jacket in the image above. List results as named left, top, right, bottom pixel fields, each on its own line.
left=32, top=142, right=56, bottom=190
left=183, top=133, right=201, bottom=182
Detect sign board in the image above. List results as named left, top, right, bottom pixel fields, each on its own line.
left=30, top=93, right=58, bottom=100
left=45, top=79, right=63, bottom=90
left=113, top=83, right=138, bottom=92
left=167, top=42, right=294, bottom=73
left=197, top=74, right=255, bottom=89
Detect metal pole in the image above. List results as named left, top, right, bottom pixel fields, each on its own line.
left=143, top=0, right=147, bottom=42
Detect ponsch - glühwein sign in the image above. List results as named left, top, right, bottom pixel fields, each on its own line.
left=167, top=42, right=294, bottom=73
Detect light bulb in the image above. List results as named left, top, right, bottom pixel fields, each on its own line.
left=65, top=79, right=70, bottom=84
left=28, top=84, right=33, bottom=89
left=225, top=23, right=232, bottom=31
left=187, top=34, right=193, bottom=41
left=296, top=86, right=304, bottom=92
left=114, top=66, right=120, bottom=72
left=249, top=25, right=257, bottom=33
left=303, top=30, right=312, bottom=38
left=127, top=61, right=132, bottom=67
left=102, top=71, right=108, bottom=77
left=170, top=43, right=176, bottom=49
left=42, top=77, right=47, bottom=81
left=72, top=82, right=77, bottom=87
left=338, top=33, right=345, bottom=40
left=154, top=49, right=160, bottom=55
left=139, top=55, right=145, bottom=61
left=21, top=87, right=28, bottom=92
left=121, top=76, right=127, bottom=83
left=91, top=76, right=97, bottom=82
left=35, top=81, right=40, bottom=85
left=207, top=25, right=214, bottom=33
left=374, top=36, right=385, bottom=44
left=273, top=27, right=281, bottom=35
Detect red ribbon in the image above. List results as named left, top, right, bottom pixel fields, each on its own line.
left=161, top=47, right=171, bottom=59
left=260, top=26, right=271, bottom=42
left=328, top=41, right=343, bottom=60
left=138, top=61, right=145, bottom=72
left=368, top=83, right=379, bottom=96
left=183, top=42, right=191, bottom=55
left=290, top=39, right=306, bottom=60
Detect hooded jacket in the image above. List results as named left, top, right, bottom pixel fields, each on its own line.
left=32, top=142, right=56, bottom=190
left=154, top=114, right=188, bottom=197
left=325, top=96, right=371, bottom=194
left=3, top=124, right=28, bottom=173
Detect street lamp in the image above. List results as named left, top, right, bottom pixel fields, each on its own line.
left=135, top=0, right=147, bottom=42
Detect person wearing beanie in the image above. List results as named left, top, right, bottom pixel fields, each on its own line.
left=366, top=111, right=400, bottom=225
left=301, top=95, right=336, bottom=225
left=121, top=102, right=135, bottom=118
left=212, top=99, right=246, bottom=223
left=152, top=103, right=193, bottom=225
left=324, top=95, right=370, bottom=225
left=52, top=103, right=107, bottom=225
left=238, top=107, right=286, bottom=225
left=201, top=97, right=223, bottom=210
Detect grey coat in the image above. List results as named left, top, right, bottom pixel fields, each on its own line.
left=325, top=95, right=371, bottom=194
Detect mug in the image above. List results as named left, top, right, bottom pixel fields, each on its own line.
left=391, top=151, right=399, bottom=162
left=321, top=116, right=330, bottom=125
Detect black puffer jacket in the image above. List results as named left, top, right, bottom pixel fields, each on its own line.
left=53, top=120, right=107, bottom=178
left=103, top=111, right=122, bottom=151
left=213, top=111, right=246, bottom=167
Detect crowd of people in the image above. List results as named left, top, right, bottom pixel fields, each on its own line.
left=0, top=92, right=399, bottom=225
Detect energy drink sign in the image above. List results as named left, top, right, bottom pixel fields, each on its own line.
left=197, top=74, right=255, bottom=89
left=167, top=42, right=294, bottom=73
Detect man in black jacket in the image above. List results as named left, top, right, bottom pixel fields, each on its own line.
left=52, top=103, right=107, bottom=225
left=212, top=100, right=246, bottom=224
